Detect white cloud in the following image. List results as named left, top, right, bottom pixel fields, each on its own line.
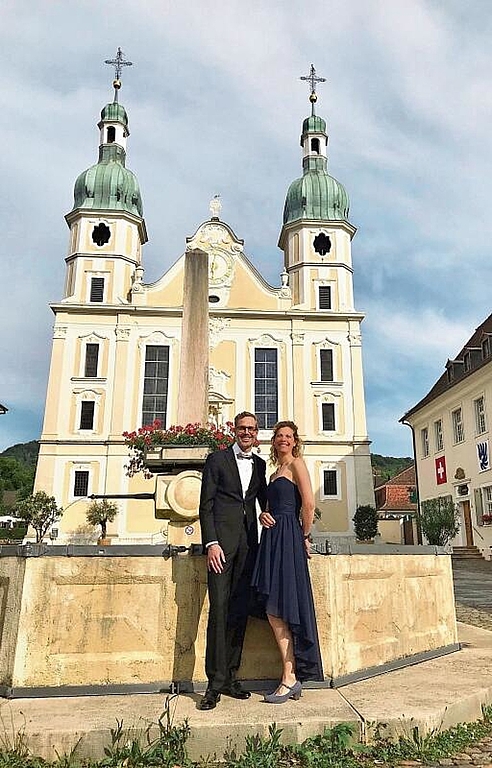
left=1, top=0, right=492, bottom=454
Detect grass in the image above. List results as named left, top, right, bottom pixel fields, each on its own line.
left=1, top=703, right=492, bottom=767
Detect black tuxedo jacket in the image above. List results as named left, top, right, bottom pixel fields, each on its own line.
left=199, top=446, right=267, bottom=554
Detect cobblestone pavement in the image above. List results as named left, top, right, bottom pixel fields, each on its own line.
left=372, top=601, right=492, bottom=768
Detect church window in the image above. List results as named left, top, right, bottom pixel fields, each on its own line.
left=80, top=401, right=95, bottom=430
left=452, top=407, right=464, bottom=444
left=92, top=223, right=111, bottom=247
left=141, top=345, right=169, bottom=427
left=322, top=403, right=335, bottom=431
left=254, top=348, right=278, bottom=430
left=313, top=233, right=331, bottom=256
left=320, top=349, right=334, bottom=381
left=318, top=285, right=331, bottom=309
left=84, top=344, right=99, bottom=377
left=90, top=277, right=105, bottom=302
left=73, top=470, right=89, bottom=497
left=107, top=126, right=116, bottom=143
left=323, top=470, right=337, bottom=496
left=209, top=295, right=220, bottom=303
left=311, top=138, right=320, bottom=154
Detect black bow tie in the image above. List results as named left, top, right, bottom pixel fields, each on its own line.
left=237, top=452, right=253, bottom=460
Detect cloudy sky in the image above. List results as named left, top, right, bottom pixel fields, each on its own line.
left=1, top=0, right=491, bottom=457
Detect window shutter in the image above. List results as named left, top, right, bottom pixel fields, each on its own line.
left=320, top=349, right=333, bottom=381
left=84, top=344, right=99, bottom=377
left=474, top=488, right=483, bottom=522
left=318, top=286, right=331, bottom=309
left=80, top=401, right=95, bottom=430
left=90, top=277, right=104, bottom=302
left=322, top=403, right=335, bottom=431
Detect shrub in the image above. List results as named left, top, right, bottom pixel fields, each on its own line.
left=419, top=496, right=460, bottom=546
left=353, top=504, right=379, bottom=541
left=16, top=491, right=63, bottom=543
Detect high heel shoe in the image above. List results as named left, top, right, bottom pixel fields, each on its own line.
left=263, top=680, right=302, bottom=704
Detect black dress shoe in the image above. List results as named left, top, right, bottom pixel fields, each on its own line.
left=221, top=681, right=251, bottom=699
left=198, top=689, right=221, bottom=710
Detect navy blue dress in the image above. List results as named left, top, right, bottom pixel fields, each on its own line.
left=251, top=477, right=324, bottom=682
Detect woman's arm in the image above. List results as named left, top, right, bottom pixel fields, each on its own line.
left=292, top=458, right=315, bottom=557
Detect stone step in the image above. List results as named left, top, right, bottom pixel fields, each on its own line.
left=452, top=546, right=484, bottom=560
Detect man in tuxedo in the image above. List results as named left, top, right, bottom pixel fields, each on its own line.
left=198, top=411, right=267, bottom=710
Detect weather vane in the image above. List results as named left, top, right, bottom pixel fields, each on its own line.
left=300, top=64, right=326, bottom=115
left=105, top=47, right=133, bottom=101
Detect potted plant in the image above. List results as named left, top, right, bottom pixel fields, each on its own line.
left=86, top=499, right=119, bottom=544
left=122, top=420, right=235, bottom=477
left=353, top=504, right=379, bottom=542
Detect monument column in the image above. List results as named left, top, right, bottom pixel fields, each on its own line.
left=177, top=247, right=209, bottom=425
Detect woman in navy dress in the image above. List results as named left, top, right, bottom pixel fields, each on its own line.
left=251, top=421, right=323, bottom=703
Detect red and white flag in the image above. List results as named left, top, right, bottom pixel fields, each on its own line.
left=435, top=456, right=447, bottom=485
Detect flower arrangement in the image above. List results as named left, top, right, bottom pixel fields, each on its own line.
left=123, top=419, right=235, bottom=477
left=482, top=513, right=492, bottom=525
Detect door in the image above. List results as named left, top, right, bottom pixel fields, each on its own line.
left=462, top=500, right=474, bottom=546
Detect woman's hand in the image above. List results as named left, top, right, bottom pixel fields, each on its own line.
left=304, top=537, right=312, bottom=559
left=259, top=511, right=276, bottom=528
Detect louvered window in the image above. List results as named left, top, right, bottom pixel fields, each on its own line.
left=80, top=401, right=95, bottom=430
left=90, top=277, right=104, bottom=302
left=322, top=403, right=335, bottom=431
left=320, top=349, right=333, bottom=381
left=84, top=344, right=99, bottom=377
left=318, top=286, right=331, bottom=309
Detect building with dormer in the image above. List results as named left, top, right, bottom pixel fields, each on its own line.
left=34, top=64, right=374, bottom=544
left=402, top=313, right=492, bottom=555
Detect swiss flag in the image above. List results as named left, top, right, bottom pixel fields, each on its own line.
left=435, top=456, right=447, bottom=485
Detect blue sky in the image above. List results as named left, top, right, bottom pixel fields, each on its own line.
left=1, top=0, right=491, bottom=457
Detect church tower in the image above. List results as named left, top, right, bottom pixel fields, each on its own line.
left=278, top=65, right=355, bottom=312
left=63, top=49, right=147, bottom=307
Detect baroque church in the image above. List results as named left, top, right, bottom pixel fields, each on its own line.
left=34, top=59, right=375, bottom=544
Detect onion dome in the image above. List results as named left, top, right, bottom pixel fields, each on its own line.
left=283, top=111, right=349, bottom=224
left=72, top=98, right=143, bottom=218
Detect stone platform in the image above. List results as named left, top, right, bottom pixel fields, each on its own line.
left=0, top=545, right=457, bottom=695
left=0, top=622, right=490, bottom=763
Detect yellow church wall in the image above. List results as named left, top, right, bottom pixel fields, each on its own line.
left=228, top=263, right=278, bottom=310
left=145, top=272, right=184, bottom=307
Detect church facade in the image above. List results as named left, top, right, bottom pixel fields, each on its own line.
left=34, top=69, right=374, bottom=544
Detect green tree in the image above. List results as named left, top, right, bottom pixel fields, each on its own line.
left=353, top=504, right=379, bottom=541
left=86, top=499, right=119, bottom=540
left=419, top=496, right=460, bottom=546
left=16, top=491, right=63, bottom=543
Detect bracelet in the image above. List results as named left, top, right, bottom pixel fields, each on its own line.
left=303, top=533, right=311, bottom=540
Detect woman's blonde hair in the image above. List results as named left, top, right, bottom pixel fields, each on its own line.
left=269, top=420, right=303, bottom=465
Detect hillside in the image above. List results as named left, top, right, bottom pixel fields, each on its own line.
left=1, top=440, right=39, bottom=464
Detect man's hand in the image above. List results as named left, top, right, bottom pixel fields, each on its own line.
left=259, top=511, right=276, bottom=528
left=207, top=543, right=226, bottom=573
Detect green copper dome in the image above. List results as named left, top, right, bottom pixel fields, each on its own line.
left=72, top=99, right=142, bottom=217
left=301, top=114, right=327, bottom=137
left=283, top=113, right=350, bottom=225
left=100, top=101, right=128, bottom=127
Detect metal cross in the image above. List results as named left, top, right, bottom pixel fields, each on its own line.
left=300, top=64, right=326, bottom=96
left=105, top=47, right=133, bottom=82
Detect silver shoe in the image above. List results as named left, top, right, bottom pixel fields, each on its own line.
left=263, top=680, right=302, bottom=704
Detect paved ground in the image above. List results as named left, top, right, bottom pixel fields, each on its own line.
left=2, top=558, right=492, bottom=765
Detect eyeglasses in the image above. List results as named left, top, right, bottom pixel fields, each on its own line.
left=236, top=427, right=258, bottom=433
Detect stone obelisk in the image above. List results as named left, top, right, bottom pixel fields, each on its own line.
left=177, top=247, right=209, bottom=425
